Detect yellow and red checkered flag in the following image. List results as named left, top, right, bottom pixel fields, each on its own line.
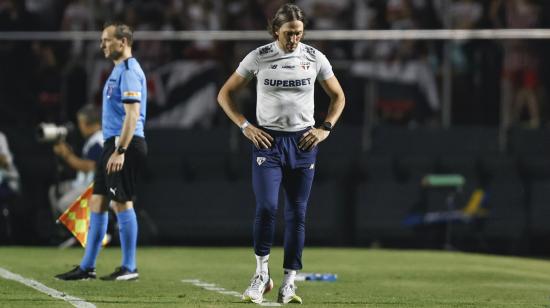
left=56, top=183, right=108, bottom=248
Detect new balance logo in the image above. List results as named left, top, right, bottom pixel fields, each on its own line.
left=109, top=187, right=117, bottom=196
left=257, top=157, right=266, bottom=166
left=309, top=163, right=315, bottom=170
left=270, top=64, right=278, bottom=69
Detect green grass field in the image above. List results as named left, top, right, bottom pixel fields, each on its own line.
left=0, top=247, right=549, bottom=307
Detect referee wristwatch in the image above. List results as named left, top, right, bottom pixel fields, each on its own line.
left=116, top=146, right=127, bottom=155
left=320, top=121, right=333, bottom=132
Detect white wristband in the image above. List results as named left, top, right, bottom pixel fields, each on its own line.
left=240, top=120, right=250, bottom=132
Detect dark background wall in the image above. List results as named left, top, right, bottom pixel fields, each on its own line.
left=3, top=125, right=550, bottom=257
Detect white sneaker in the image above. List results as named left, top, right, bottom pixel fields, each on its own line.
left=242, top=272, right=274, bottom=304
left=277, top=283, right=302, bottom=304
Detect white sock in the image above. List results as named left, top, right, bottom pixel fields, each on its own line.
left=283, top=269, right=297, bottom=286
left=255, top=254, right=269, bottom=275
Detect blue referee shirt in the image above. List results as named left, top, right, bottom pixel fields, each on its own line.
left=102, top=57, right=147, bottom=140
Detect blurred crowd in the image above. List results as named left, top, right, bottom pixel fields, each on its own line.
left=1, top=0, right=550, bottom=128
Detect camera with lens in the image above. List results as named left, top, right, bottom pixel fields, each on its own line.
left=36, top=123, right=74, bottom=143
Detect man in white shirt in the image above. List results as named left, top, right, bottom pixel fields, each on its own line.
left=218, top=3, right=345, bottom=304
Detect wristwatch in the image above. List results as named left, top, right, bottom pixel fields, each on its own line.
left=320, top=122, right=333, bottom=132
left=116, top=146, right=127, bottom=155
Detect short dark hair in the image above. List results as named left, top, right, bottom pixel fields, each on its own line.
left=77, top=104, right=101, bottom=125
left=268, top=3, right=306, bottom=39
left=103, top=21, right=134, bottom=47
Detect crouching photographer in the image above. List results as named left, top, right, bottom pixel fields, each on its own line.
left=47, top=104, right=103, bottom=218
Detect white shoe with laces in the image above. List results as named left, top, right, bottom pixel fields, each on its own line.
left=242, top=272, right=274, bottom=304
left=277, top=283, right=302, bottom=304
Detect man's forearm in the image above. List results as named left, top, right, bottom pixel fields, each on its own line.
left=218, top=92, right=247, bottom=127
left=324, top=96, right=345, bottom=126
left=64, top=153, right=96, bottom=172
left=118, top=109, right=139, bottom=148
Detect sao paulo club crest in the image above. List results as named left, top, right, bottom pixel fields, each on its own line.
left=256, top=157, right=266, bottom=166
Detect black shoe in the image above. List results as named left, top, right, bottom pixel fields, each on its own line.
left=55, top=265, right=96, bottom=281
left=100, top=266, right=139, bottom=281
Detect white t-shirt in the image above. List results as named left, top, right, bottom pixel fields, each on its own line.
left=236, top=41, right=334, bottom=132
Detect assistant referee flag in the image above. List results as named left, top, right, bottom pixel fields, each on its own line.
left=57, top=183, right=108, bottom=247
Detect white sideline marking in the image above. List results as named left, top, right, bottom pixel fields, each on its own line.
left=182, top=278, right=281, bottom=306
left=0, top=267, right=95, bottom=308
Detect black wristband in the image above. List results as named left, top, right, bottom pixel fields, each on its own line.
left=116, top=146, right=127, bottom=155
left=320, top=122, right=333, bottom=131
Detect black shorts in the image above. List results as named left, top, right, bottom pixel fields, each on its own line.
left=93, top=136, right=147, bottom=202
